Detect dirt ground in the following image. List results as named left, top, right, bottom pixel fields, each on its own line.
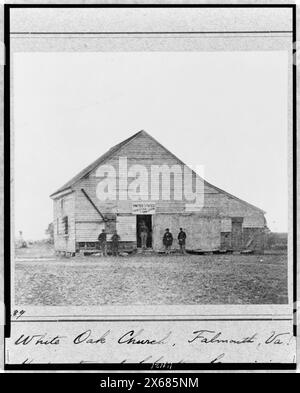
left=15, top=245, right=288, bottom=306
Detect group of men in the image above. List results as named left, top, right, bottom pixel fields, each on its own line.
left=97, top=225, right=187, bottom=256
left=162, top=228, right=187, bottom=254
left=138, top=222, right=187, bottom=254
left=97, top=229, right=120, bottom=257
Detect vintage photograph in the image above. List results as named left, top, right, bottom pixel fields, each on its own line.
left=3, top=2, right=296, bottom=371
left=13, top=49, right=289, bottom=307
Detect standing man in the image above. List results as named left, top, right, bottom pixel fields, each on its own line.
left=178, top=228, right=187, bottom=254
left=139, top=221, right=148, bottom=250
left=111, top=230, right=120, bottom=256
left=163, top=228, right=173, bottom=255
left=98, top=229, right=107, bottom=257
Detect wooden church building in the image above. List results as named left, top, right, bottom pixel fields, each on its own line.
left=50, top=130, right=267, bottom=255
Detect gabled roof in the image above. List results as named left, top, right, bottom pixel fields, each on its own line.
left=50, top=130, right=265, bottom=214
left=50, top=130, right=143, bottom=198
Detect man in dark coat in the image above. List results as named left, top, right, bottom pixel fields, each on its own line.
left=111, top=230, right=120, bottom=256
left=163, top=228, right=173, bottom=254
left=178, top=228, right=187, bottom=254
left=98, top=229, right=107, bottom=257
left=139, top=221, right=149, bottom=250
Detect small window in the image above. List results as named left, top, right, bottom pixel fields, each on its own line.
left=56, top=218, right=59, bottom=235
left=60, top=198, right=64, bottom=213
left=62, top=216, right=69, bottom=235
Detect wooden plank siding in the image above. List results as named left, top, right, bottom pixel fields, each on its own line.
left=75, top=221, right=105, bottom=242
left=51, top=131, right=266, bottom=252
left=153, top=213, right=221, bottom=251
left=53, top=192, right=76, bottom=253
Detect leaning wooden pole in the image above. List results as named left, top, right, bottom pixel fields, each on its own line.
left=81, top=188, right=107, bottom=222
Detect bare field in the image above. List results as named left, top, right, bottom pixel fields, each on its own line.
left=15, top=250, right=288, bottom=306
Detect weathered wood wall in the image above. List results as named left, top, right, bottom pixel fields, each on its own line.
left=53, top=192, right=76, bottom=253
left=153, top=213, right=221, bottom=251
left=75, top=221, right=105, bottom=242
left=53, top=132, right=266, bottom=251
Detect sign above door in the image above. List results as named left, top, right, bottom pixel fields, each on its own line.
left=132, top=202, right=156, bottom=215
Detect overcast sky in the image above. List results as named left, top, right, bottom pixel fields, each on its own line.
left=13, top=51, right=288, bottom=239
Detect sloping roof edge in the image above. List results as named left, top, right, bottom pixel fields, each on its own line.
left=145, top=133, right=266, bottom=215
left=50, top=130, right=266, bottom=214
left=50, top=130, right=144, bottom=198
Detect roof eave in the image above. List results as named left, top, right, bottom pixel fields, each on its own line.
left=50, top=187, right=73, bottom=200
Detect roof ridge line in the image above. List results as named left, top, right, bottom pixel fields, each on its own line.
left=142, top=133, right=266, bottom=214
left=50, top=130, right=265, bottom=214
left=50, top=130, right=145, bottom=198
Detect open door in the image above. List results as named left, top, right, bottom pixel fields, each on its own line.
left=136, top=215, right=152, bottom=248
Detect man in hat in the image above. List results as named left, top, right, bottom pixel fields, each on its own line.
left=98, top=229, right=107, bottom=257
left=139, top=221, right=149, bottom=250
left=111, top=230, right=121, bottom=256
left=163, top=228, right=173, bottom=255
left=177, top=228, right=187, bottom=254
